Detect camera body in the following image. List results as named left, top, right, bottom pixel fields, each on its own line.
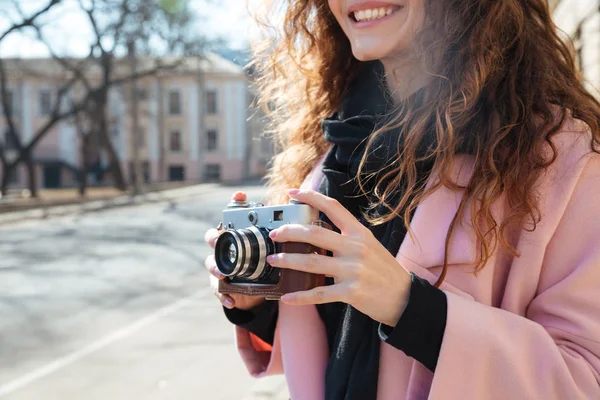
left=215, top=198, right=327, bottom=300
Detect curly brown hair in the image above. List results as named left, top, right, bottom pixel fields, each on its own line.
left=249, top=0, right=600, bottom=285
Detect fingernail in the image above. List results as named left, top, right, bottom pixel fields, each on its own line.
left=288, top=189, right=300, bottom=196
left=267, top=254, right=278, bottom=263
left=211, top=266, right=224, bottom=278
left=269, top=230, right=277, bottom=239
left=280, top=294, right=293, bottom=303
left=224, top=298, right=234, bottom=308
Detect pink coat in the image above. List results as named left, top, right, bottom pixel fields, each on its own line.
left=233, top=119, right=600, bottom=399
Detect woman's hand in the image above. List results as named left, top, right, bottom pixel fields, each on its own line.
left=204, top=192, right=265, bottom=311
left=266, top=189, right=412, bottom=327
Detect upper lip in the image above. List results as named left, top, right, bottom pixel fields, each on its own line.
left=346, top=1, right=401, bottom=14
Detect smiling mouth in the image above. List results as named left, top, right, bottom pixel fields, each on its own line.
left=349, top=5, right=404, bottom=23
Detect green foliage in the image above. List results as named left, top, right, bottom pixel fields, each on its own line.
left=158, top=0, right=186, bottom=14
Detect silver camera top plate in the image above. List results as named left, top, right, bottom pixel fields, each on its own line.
left=222, top=202, right=318, bottom=230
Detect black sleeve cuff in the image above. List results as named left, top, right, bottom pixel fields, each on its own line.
left=223, top=300, right=279, bottom=346
left=378, top=273, right=447, bottom=372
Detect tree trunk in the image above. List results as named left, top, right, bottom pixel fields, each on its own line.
left=100, top=129, right=126, bottom=191
left=79, top=135, right=90, bottom=197
left=95, top=93, right=127, bottom=192
left=24, top=154, right=37, bottom=198
left=1, top=164, right=10, bottom=197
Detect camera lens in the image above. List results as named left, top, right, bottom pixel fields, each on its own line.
left=214, top=227, right=276, bottom=280
left=227, top=244, right=237, bottom=263
left=215, top=230, right=245, bottom=276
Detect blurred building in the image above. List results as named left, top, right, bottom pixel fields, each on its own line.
left=0, top=52, right=272, bottom=190
left=552, top=0, right=600, bottom=93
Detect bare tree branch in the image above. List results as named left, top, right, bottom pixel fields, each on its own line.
left=0, top=59, right=24, bottom=153
left=0, top=0, right=62, bottom=42
left=109, top=0, right=131, bottom=54
left=10, top=0, right=25, bottom=19
left=78, top=0, right=105, bottom=54
left=30, top=22, right=95, bottom=92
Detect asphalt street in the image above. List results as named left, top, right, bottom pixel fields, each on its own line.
left=0, top=184, right=289, bottom=400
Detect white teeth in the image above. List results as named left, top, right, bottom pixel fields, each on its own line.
left=353, top=7, right=396, bottom=22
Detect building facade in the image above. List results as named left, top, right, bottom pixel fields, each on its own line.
left=552, top=0, right=600, bottom=94
left=0, top=52, right=272, bottom=190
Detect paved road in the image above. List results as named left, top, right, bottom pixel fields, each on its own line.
left=0, top=185, right=289, bottom=400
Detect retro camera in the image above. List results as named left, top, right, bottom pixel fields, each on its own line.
left=215, top=198, right=327, bottom=300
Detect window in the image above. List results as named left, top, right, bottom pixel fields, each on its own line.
left=207, top=129, right=218, bottom=151
left=169, top=165, right=185, bottom=181
left=170, top=130, right=182, bottom=152
left=136, top=88, right=148, bottom=101
left=3, top=128, right=18, bottom=150
left=206, top=90, right=217, bottom=114
left=39, top=90, right=52, bottom=116
left=204, top=164, right=221, bottom=182
left=7, top=167, right=18, bottom=185
left=43, top=164, right=62, bottom=188
left=114, top=84, right=125, bottom=97
left=130, top=161, right=150, bottom=184
left=110, top=123, right=120, bottom=138
left=3, top=90, right=13, bottom=117
left=142, top=162, right=150, bottom=183
left=136, top=127, right=145, bottom=147
left=169, top=90, right=181, bottom=115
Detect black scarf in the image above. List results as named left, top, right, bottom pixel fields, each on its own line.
left=316, top=61, right=436, bottom=400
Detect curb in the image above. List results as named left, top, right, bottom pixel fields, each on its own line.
left=0, top=183, right=222, bottom=226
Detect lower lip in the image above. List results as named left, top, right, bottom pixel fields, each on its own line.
left=350, top=7, right=404, bottom=28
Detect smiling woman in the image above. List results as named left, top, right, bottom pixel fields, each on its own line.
left=203, top=0, right=600, bottom=399
left=330, top=1, right=420, bottom=62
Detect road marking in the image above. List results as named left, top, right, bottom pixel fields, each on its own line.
left=0, top=289, right=210, bottom=398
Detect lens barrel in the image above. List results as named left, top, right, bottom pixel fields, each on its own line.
left=215, top=226, right=275, bottom=280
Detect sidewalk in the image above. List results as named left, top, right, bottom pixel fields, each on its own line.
left=0, top=183, right=221, bottom=225
left=243, top=376, right=290, bottom=400
left=0, top=182, right=199, bottom=213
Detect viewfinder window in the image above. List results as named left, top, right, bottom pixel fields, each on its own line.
left=274, top=210, right=284, bottom=221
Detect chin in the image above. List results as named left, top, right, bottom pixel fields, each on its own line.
left=351, top=48, right=388, bottom=62
left=350, top=39, right=400, bottom=62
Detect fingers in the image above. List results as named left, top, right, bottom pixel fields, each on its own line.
left=207, top=257, right=233, bottom=307
left=205, top=254, right=225, bottom=280
left=217, top=292, right=235, bottom=309
left=269, top=223, right=343, bottom=254
left=207, top=191, right=245, bottom=311
left=210, top=274, right=235, bottom=309
left=288, top=189, right=359, bottom=233
left=204, top=228, right=220, bottom=249
left=267, top=252, right=341, bottom=277
left=280, top=284, right=345, bottom=306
